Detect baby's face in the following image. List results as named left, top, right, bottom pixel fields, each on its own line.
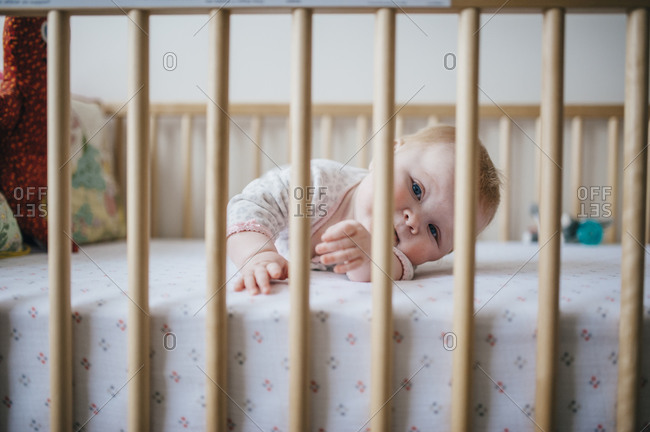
left=354, top=142, right=476, bottom=267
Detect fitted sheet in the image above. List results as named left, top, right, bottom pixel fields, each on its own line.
left=1, top=240, right=649, bottom=431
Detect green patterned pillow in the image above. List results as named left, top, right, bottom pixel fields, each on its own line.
left=0, top=191, right=30, bottom=258
left=69, top=99, right=126, bottom=244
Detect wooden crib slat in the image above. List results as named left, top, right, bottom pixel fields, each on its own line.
left=617, top=8, right=648, bottom=431
left=370, top=8, right=396, bottom=432
left=570, top=116, right=584, bottom=217
left=320, top=114, right=333, bottom=159
left=289, top=8, right=312, bottom=432
left=114, top=116, right=127, bottom=207
left=535, top=116, right=542, bottom=204
left=535, top=8, right=564, bottom=432
left=395, top=114, right=404, bottom=139
left=451, top=8, right=479, bottom=432
left=498, top=116, right=511, bottom=242
left=126, top=9, right=151, bottom=432
left=251, top=115, right=263, bottom=178
left=47, top=11, right=72, bottom=432
left=646, top=119, right=650, bottom=244
left=356, top=114, right=369, bottom=168
left=205, top=8, right=230, bottom=432
left=182, top=114, right=194, bottom=238
left=150, top=115, right=159, bottom=237
left=606, top=116, right=619, bottom=243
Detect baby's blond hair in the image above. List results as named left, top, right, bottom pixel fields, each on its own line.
left=398, top=125, right=502, bottom=230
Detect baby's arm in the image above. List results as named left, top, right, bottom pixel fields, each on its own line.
left=228, top=232, right=288, bottom=295
left=227, top=165, right=292, bottom=295
left=315, top=220, right=403, bottom=282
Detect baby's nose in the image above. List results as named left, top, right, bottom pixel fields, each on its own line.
left=404, top=210, right=419, bottom=233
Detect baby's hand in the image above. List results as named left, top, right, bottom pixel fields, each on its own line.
left=315, top=220, right=372, bottom=281
left=233, top=251, right=288, bottom=295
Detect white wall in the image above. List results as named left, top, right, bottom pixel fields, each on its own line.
left=0, top=12, right=628, bottom=103
left=0, top=12, right=633, bottom=241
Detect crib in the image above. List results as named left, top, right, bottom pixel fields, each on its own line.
left=0, top=2, right=648, bottom=432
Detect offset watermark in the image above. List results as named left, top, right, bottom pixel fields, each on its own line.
left=443, top=53, right=456, bottom=70
left=577, top=186, right=612, bottom=219
left=293, top=186, right=327, bottom=218
left=442, top=331, right=457, bottom=351
left=12, top=187, right=47, bottom=218
left=163, top=52, right=177, bottom=71
left=163, top=332, right=176, bottom=351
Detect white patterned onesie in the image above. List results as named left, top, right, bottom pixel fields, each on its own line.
left=226, top=159, right=414, bottom=280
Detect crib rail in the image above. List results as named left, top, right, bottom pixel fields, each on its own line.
left=2, top=1, right=650, bottom=15
left=3, top=3, right=645, bottom=432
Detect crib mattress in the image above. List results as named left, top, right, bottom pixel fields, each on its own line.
left=1, top=240, right=649, bottom=431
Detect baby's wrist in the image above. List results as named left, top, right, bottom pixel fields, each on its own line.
left=392, top=247, right=413, bottom=280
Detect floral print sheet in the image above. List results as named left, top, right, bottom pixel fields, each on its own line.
left=0, top=240, right=648, bottom=431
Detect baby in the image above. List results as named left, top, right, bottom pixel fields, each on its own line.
left=227, top=125, right=501, bottom=295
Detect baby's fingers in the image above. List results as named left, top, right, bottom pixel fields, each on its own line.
left=255, top=267, right=271, bottom=294
left=333, top=258, right=363, bottom=274
left=233, top=275, right=246, bottom=292
left=266, top=262, right=286, bottom=280
left=244, top=273, right=261, bottom=296
left=320, top=247, right=363, bottom=266
left=321, top=220, right=359, bottom=242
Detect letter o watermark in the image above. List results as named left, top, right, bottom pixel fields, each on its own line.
left=444, top=53, right=456, bottom=70
left=577, top=186, right=588, bottom=201
left=163, top=52, right=177, bottom=71
left=443, top=332, right=457, bottom=351
left=163, top=332, right=176, bottom=350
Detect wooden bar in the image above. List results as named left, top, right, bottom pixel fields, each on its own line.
left=114, top=116, right=127, bottom=204
left=126, top=9, right=150, bottom=432
left=646, top=119, right=650, bottom=244
left=103, top=101, right=630, bottom=120
left=288, top=8, right=312, bottom=432
left=570, top=116, right=584, bottom=217
left=606, top=116, right=619, bottom=243
left=535, top=116, right=542, bottom=204
left=320, top=114, right=333, bottom=159
left=3, top=2, right=650, bottom=16
left=535, top=8, right=564, bottom=432
left=395, top=114, right=404, bottom=139
left=498, top=116, right=511, bottom=241
left=370, top=9, right=396, bottom=432
left=356, top=115, right=369, bottom=168
left=47, top=11, right=72, bottom=432
left=617, top=8, right=648, bottom=432
left=251, top=115, right=263, bottom=178
left=369, top=6, right=397, bottom=429
left=205, top=9, right=230, bottom=432
left=451, top=8, right=479, bottom=432
left=150, top=115, right=158, bottom=237
left=182, top=114, right=194, bottom=238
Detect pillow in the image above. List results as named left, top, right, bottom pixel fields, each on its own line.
left=0, top=191, right=30, bottom=257
left=69, top=98, right=126, bottom=244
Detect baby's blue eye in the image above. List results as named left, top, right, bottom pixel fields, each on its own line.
left=412, top=181, right=422, bottom=200
left=429, top=224, right=439, bottom=240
